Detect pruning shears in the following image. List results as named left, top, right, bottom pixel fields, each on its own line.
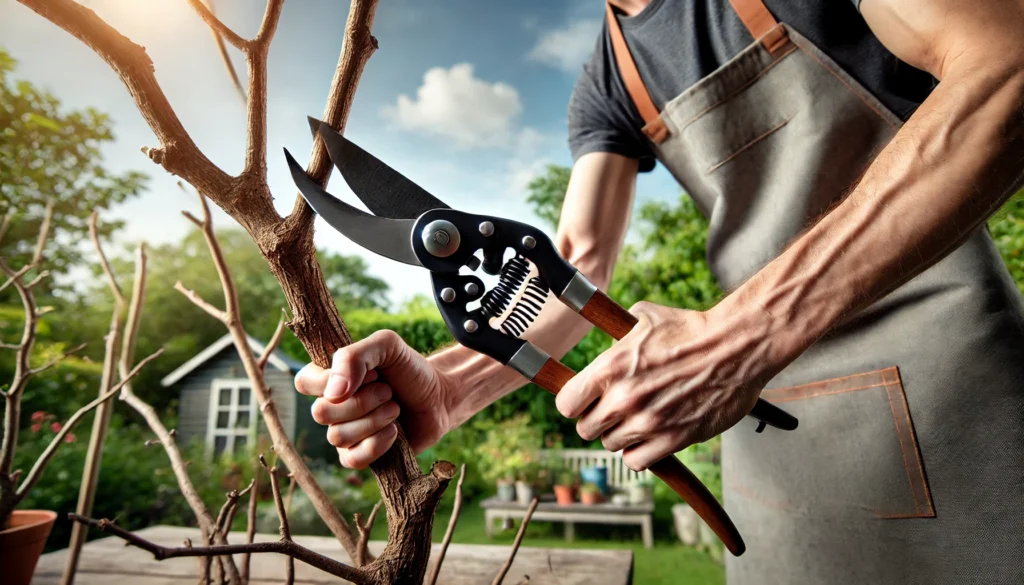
left=284, top=119, right=799, bottom=557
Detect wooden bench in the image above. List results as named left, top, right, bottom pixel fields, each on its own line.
left=481, top=449, right=656, bottom=549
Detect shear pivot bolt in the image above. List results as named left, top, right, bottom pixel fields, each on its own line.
left=439, top=288, right=456, bottom=303
left=522, top=235, right=536, bottom=249
left=421, top=220, right=461, bottom=257
left=479, top=221, right=494, bottom=237
left=464, top=282, right=480, bottom=296
left=463, top=320, right=479, bottom=333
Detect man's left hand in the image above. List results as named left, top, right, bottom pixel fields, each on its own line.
left=556, top=300, right=783, bottom=471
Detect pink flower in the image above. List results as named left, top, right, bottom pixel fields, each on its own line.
left=50, top=422, right=62, bottom=433
left=31, top=422, right=42, bottom=433
left=64, top=433, right=76, bottom=444
left=31, top=411, right=46, bottom=422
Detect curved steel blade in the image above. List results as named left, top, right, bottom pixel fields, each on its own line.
left=284, top=148, right=421, bottom=267
left=309, top=117, right=450, bottom=219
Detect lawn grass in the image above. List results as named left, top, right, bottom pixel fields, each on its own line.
left=366, top=498, right=725, bottom=585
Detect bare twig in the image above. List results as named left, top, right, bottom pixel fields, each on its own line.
left=261, top=454, right=293, bottom=585
left=199, top=0, right=246, bottom=104
left=284, top=472, right=297, bottom=515
left=16, top=348, right=164, bottom=501
left=68, top=515, right=373, bottom=585
left=257, top=310, right=287, bottom=372
left=186, top=0, right=246, bottom=51
left=29, top=342, right=86, bottom=376
left=89, top=211, right=125, bottom=304
left=241, top=470, right=259, bottom=584
left=354, top=500, right=383, bottom=567
left=426, top=464, right=466, bottom=585
left=492, top=497, right=539, bottom=585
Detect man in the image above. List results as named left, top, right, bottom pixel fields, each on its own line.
left=296, top=0, right=1024, bottom=582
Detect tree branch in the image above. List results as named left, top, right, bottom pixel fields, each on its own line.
left=426, top=464, right=466, bottom=585
left=261, top=454, right=294, bottom=585
left=257, top=310, right=287, bottom=372
left=355, top=500, right=383, bottom=567
left=241, top=469, right=259, bottom=584
left=186, top=0, right=247, bottom=51
left=89, top=211, right=124, bottom=305
left=28, top=342, right=86, bottom=376
left=16, top=0, right=236, bottom=203
left=68, top=515, right=374, bottom=585
left=492, top=497, right=539, bottom=585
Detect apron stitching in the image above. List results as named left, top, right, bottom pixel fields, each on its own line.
left=763, top=381, right=886, bottom=402
left=884, top=380, right=920, bottom=516
left=797, top=46, right=898, bottom=130
left=887, top=369, right=937, bottom=516
left=764, top=366, right=895, bottom=393
left=707, top=117, right=792, bottom=174
left=674, top=45, right=798, bottom=133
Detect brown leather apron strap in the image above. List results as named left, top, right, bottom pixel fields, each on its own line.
left=728, top=0, right=790, bottom=55
left=605, top=2, right=669, bottom=143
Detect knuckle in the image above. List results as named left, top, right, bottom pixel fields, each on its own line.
left=327, top=424, right=348, bottom=448
left=371, top=329, right=400, bottom=346
left=622, top=452, right=645, bottom=472
left=311, top=400, right=332, bottom=425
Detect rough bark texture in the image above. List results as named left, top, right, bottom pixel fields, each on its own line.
left=12, top=1, right=456, bottom=582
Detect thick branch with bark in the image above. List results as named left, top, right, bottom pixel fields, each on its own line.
left=14, top=1, right=464, bottom=583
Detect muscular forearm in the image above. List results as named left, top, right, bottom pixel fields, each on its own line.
left=721, top=54, right=1024, bottom=366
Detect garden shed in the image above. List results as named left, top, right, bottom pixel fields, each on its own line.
left=160, top=333, right=322, bottom=459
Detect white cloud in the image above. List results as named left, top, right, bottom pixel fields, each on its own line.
left=381, top=63, right=523, bottom=148
left=527, top=18, right=601, bottom=73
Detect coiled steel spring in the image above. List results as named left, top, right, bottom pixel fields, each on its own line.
left=480, top=255, right=550, bottom=338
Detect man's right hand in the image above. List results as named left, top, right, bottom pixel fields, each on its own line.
left=294, top=330, right=454, bottom=469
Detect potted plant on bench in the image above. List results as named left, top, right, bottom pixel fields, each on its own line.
left=552, top=465, right=578, bottom=505
left=580, top=482, right=604, bottom=505
left=476, top=414, right=543, bottom=503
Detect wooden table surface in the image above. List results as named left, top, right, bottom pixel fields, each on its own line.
left=32, top=525, right=634, bottom=585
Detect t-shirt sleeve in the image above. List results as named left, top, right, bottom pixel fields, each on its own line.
left=567, top=29, right=657, bottom=173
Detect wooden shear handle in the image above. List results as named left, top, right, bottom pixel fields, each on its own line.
left=532, top=355, right=746, bottom=556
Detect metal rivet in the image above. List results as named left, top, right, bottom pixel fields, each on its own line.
left=463, top=320, right=479, bottom=333
left=439, top=287, right=456, bottom=303
left=522, top=235, right=536, bottom=249
left=464, top=282, right=480, bottom=296
left=479, top=221, right=494, bottom=237
left=421, top=220, right=460, bottom=257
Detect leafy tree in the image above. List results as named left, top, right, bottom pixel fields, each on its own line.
left=525, top=164, right=571, bottom=229
left=0, top=48, right=147, bottom=295
left=317, top=251, right=390, bottom=312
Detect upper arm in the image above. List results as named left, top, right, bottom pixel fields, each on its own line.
left=859, top=0, right=1024, bottom=78
left=555, top=152, right=639, bottom=288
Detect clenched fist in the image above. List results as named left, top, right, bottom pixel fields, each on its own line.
left=294, top=330, right=455, bottom=469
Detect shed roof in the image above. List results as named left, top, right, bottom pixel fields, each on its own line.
left=160, top=332, right=304, bottom=387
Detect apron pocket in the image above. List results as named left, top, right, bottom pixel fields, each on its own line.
left=728, top=367, right=935, bottom=519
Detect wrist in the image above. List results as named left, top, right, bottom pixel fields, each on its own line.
left=427, top=347, right=524, bottom=432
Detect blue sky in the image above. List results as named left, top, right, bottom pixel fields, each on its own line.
left=2, top=0, right=680, bottom=305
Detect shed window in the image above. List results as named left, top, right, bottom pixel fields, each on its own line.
left=207, top=379, right=256, bottom=457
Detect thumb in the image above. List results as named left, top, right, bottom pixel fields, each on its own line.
left=326, top=330, right=409, bottom=402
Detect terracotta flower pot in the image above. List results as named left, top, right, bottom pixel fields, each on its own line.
left=0, top=509, right=58, bottom=585
left=580, top=490, right=603, bottom=505
left=553, top=484, right=576, bottom=505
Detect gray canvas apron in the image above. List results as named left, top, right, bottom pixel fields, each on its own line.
left=606, top=1, right=1024, bottom=583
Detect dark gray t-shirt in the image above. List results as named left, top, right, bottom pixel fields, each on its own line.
left=568, top=0, right=936, bottom=172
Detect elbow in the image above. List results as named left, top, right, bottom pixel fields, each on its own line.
left=555, top=233, right=618, bottom=290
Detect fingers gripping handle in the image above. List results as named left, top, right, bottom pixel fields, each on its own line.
left=576, top=289, right=798, bottom=432
left=532, top=358, right=746, bottom=556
